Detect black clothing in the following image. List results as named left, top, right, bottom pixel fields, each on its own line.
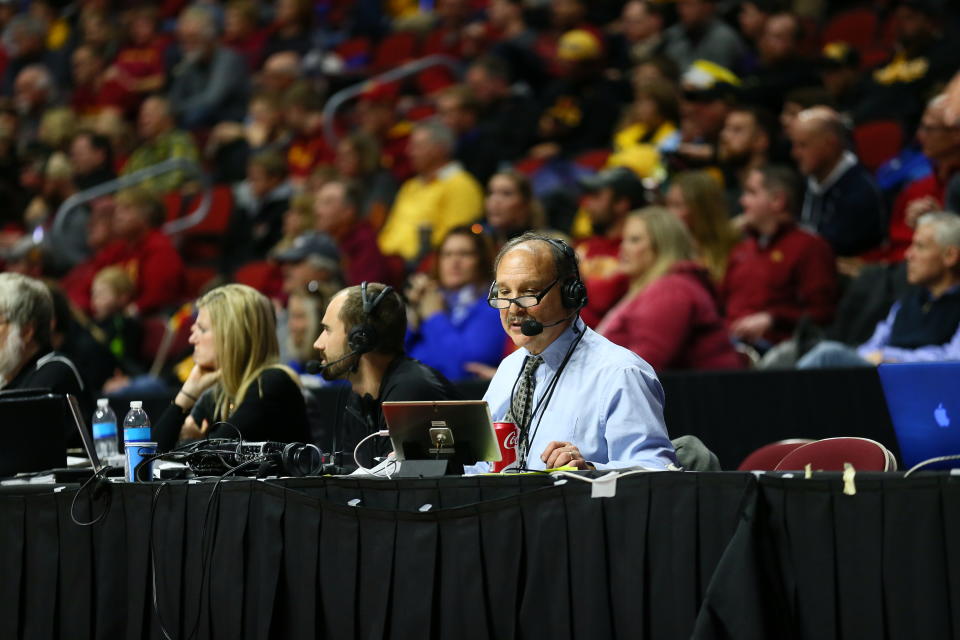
left=334, top=356, right=461, bottom=468
left=537, top=75, right=624, bottom=156
left=826, top=261, right=911, bottom=346
left=800, top=162, right=887, bottom=257
left=475, top=92, right=540, bottom=167
left=739, top=57, right=820, bottom=115
left=219, top=187, right=291, bottom=276
left=154, top=367, right=309, bottom=451
left=74, top=166, right=116, bottom=192
left=3, top=350, right=92, bottom=446
left=889, top=286, right=960, bottom=350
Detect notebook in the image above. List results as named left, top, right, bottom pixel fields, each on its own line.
left=878, top=362, right=960, bottom=470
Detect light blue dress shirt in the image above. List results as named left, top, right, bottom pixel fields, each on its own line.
left=481, top=317, right=677, bottom=471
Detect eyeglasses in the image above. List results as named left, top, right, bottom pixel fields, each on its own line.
left=488, top=278, right=559, bottom=309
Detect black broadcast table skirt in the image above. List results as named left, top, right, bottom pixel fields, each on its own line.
left=1, top=471, right=958, bottom=639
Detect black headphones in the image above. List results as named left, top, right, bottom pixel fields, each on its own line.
left=489, top=236, right=587, bottom=309
left=547, top=237, right=588, bottom=309
left=347, top=281, right=395, bottom=355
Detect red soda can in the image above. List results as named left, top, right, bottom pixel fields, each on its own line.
left=492, top=421, right=519, bottom=472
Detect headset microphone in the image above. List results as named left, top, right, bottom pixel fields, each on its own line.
left=305, top=350, right=360, bottom=374
left=520, top=310, right=581, bottom=336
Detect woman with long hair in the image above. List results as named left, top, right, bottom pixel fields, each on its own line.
left=665, top=171, right=740, bottom=282
left=155, top=284, right=309, bottom=450
left=405, top=226, right=505, bottom=381
left=598, top=207, right=742, bottom=371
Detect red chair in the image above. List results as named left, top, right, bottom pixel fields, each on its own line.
left=574, top=149, right=612, bottom=171
left=182, top=266, right=217, bottom=299
left=234, top=261, right=283, bottom=297
left=737, top=439, right=815, bottom=471
left=853, top=120, right=904, bottom=172
left=774, top=437, right=897, bottom=472
left=820, top=9, right=878, bottom=53
left=372, top=32, right=419, bottom=73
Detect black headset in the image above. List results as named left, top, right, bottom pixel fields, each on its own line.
left=489, top=236, right=588, bottom=309
left=347, top=281, right=395, bottom=355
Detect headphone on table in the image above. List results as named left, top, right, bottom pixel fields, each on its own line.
left=347, top=281, right=395, bottom=355
left=488, top=236, right=588, bottom=310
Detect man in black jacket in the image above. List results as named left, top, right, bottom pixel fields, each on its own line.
left=0, top=273, right=92, bottom=444
left=791, top=106, right=886, bottom=257
left=312, top=282, right=459, bottom=468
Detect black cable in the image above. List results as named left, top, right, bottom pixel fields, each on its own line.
left=68, top=464, right=116, bottom=526
left=519, top=321, right=586, bottom=469
left=147, top=481, right=178, bottom=640
left=183, top=456, right=267, bottom=640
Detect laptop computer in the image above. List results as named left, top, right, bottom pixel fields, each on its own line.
left=0, top=389, right=104, bottom=479
left=382, top=400, right=500, bottom=472
left=878, top=362, right=960, bottom=470
left=0, top=389, right=70, bottom=476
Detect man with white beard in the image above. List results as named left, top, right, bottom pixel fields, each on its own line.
left=0, top=273, right=91, bottom=441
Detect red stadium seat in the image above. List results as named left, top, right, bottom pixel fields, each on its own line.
left=372, top=32, right=420, bottom=73
left=574, top=149, right=612, bottom=171
left=820, top=9, right=878, bottom=53
left=139, top=312, right=193, bottom=367
left=737, top=438, right=815, bottom=471
left=234, top=261, right=283, bottom=297
left=182, top=266, right=217, bottom=299
left=853, top=120, right=904, bottom=172
left=774, top=437, right=897, bottom=472
left=335, top=37, right=372, bottom=72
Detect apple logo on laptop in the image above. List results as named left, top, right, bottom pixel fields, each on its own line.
left=935, top=403, right=951, bottom=428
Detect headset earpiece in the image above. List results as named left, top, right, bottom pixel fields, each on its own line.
left=347, top=282, right=394, bottom=355
left=545, top=238, right=588, bottom=309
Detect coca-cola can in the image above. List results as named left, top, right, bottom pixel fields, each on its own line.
left=492, top=421, right=519, bottom=472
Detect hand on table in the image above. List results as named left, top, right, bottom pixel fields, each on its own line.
left=541, top=441, right=593, bottom=470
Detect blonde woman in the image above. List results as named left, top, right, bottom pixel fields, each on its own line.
left=597, top=207, right=742, bottom=371
left=665, top=171, right=740, bottom=283
left=154, top=284, right=308, bottom=451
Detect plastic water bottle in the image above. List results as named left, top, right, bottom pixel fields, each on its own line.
left=122, top=400, right=151, bottom=442
left=92, top=398, right=119, bottom=461
left=123, top=401, right=154, bottom=481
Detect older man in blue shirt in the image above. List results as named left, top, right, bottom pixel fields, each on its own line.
left=482, top=233, right=676, bottom=470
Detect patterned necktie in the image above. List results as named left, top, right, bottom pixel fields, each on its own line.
left=509, top=355, right=543, bottom=465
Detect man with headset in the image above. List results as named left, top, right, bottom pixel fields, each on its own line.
left=483, top=233, right=676, bottom=470
left=312, top=282, right=459, bottom=467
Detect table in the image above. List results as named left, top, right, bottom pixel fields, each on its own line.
left=2, top=471, right=956, bottom=639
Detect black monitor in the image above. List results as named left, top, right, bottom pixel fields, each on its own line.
left=382, top=400, right=500, bottom=476
left=0, top=389, right=75, bottom=477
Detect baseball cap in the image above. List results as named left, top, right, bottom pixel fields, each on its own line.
left=273, top=232, right=341, bottom=267
left=557, top=29, right=602, bottom=62
left=681, top=60, right=740, bottom=102
left=578, top=166, right=649, bottom=207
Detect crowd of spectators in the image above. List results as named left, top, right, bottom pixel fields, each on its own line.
left=1, top=0, right=960, bottom=403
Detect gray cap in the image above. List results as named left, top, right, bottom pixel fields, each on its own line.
left=273, top=232, right=341, bottom=266
left=578, top=166, right=649, bottom=208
